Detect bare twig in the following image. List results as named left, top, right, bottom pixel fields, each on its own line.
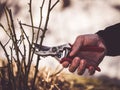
left=50, top=0, right=59, bottom=11
left=50, top=68, right=64, bottom=77
left=29, top=0, right=35, bottom=44
left=19, top=21, right=31, bottom=45
left=39, top=0, right=51, bottom=46
left=26, top=1, right=35, bottom=83
left=0, top=23, right=11, bottom=38
left=4, top=38, right=11, bottom=47
left=20, top=26, right=27, bottom=68
left=6, top=8, right=20, bottom=62
left=0, top=42, right=10, bottom=64
left=10, top=47, right=16, bottom=89
left=0, top=41, right=16, bottom=90
left=0, top=0, right=60, bottom=90
left=32, top=0, right=59, bottom=89
left=4, top=7, right=12, bottom=33
left=35, top=0, right=45, bottom=44
left=20, top=23, right=43, bottom=31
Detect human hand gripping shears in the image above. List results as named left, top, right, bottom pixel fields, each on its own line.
left=33, top=43, right=104, bottom=72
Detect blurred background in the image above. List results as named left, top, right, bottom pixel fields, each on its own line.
left=0, top=0, right=120, bottom=79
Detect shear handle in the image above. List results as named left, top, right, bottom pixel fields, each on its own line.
left=80, top=46, right=104, bottom=52
left=69, top=43, right=104, bottom=52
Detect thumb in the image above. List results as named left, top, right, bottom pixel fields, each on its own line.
left=69, top=39, right=83, bottom=56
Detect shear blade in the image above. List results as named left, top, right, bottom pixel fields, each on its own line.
left=34, top=43, right=71, bottom=61
left=34, top=44, right=57, bottom=56
left=34, top=43, right=50, bottom=51
left=35, top=51, right=56, bottom=56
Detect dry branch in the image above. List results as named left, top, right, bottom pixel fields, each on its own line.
left=0, top=0, right=60, bottom=90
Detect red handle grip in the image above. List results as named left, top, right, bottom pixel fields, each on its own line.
left=80, top=46, right=104, bottom=52
left=69, top=43, right=104, bottom=52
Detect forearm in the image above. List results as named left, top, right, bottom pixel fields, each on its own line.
left=96, top=23, right=120, bottom=56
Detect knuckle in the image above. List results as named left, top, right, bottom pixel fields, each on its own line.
left=76, top=35, right=84, bottom=41
left=77, top=69, right=84, bottom=75
left=88, top=66, right=95, bottom=75
left=69, top=66, right=75, bottom=72
left=71, top=57, right=80, bottom=66
left=77, top=60, right=86, bottom=75
left=76, top=35, right=81, bottom=40
left=77, top=67, right=84, bottom=75
left=74, top=57, right=80, bottom=62
left=81, top=59, right=87, bottom=65
left=62, top=62, right=69, bottom=68
left=69, top=58, right=80, bottom=72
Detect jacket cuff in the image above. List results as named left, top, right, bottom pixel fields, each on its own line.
left=96, top=23, right=120, bottom=56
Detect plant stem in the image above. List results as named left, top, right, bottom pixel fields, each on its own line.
left=32, top=0, right=59, bottom=89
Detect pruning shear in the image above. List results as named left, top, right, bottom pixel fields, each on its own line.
left=33, top=43, right=104, bottom=72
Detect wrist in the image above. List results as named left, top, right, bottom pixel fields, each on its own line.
left=95, top=33, right=107, bottom=55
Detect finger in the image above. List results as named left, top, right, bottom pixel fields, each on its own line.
left=60, top=57, right=72, bottom=64
left=88, top=66, right=95, bottom=75
left=77, top=59, right=87, bottom=75
left=69, top=57, right=80, bottom=72
left=70, top=36, right=83, bottom=56
left=62, top=61, right=69, bottom=68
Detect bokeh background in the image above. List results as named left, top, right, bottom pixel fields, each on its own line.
left=0, top=0, right=120, bottom=79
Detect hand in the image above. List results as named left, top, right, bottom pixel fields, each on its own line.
left=62, top=34, right=107, bottom=75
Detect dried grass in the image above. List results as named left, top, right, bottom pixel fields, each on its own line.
left=0, top=59, right=120, bottom=90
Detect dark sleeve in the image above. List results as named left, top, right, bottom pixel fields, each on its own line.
left=96, top=23, right=120, bottom=56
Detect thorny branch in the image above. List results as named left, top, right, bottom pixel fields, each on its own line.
left=0, top=0, right=60, bottom=90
